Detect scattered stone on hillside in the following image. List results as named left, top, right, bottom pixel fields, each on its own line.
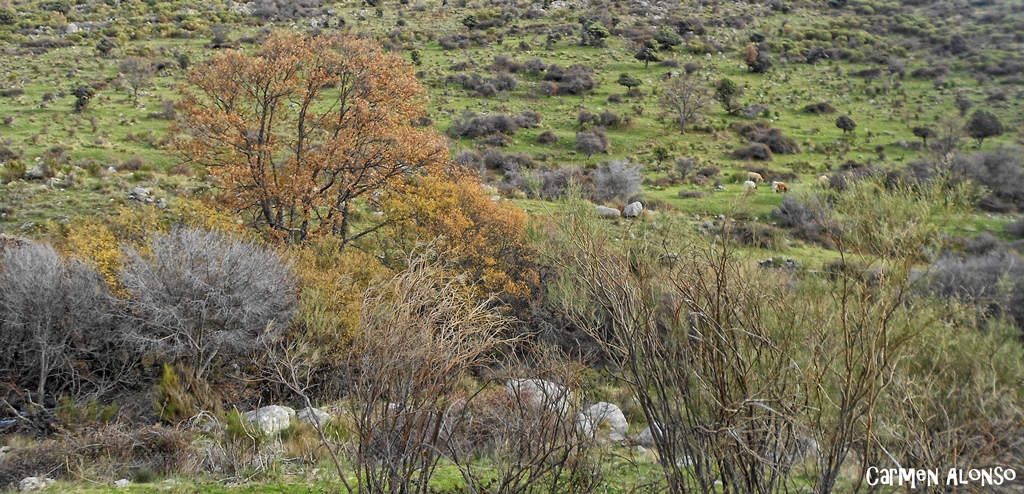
left=595, top=205, right=621, bottom=218
left=156, top=198, right=167, bottom=209
left=505, top=378, right=574, bottom=415
left=623, top=201, right=643, bottom=218
left=23, top=163, right=46, bottom=180
left=63, top=23, right=80, bottom=34
left=633, top=423, right=663, bottom=447
left=243, top=405, right=295, bottom=436
left=18, top=477, right=53, bottom=492
left=296, top=407, right=331, bottom=426
left=128, top=186, right=150, bottom=201
left=113, top=479, right=131, bottom=488
left=578, top=402, right=628, bottom=442
left=107, top=166, right=117, bottom=174
left=490, top=195, right=500, bottom=202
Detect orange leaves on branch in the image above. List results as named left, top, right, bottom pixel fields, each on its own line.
left=743, top=44, right=759, bottom=66
left=173, top=30, right=447, bottom=244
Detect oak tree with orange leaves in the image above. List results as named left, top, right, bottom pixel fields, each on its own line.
left=174, top=30, right=447, bottom=244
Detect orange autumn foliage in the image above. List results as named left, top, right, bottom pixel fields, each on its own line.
left=174, top=30, right=447, bottom=244
left=384, top=171, right=538, bottom=300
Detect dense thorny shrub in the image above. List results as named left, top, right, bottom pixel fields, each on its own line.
left=0, top=423, right=193, bottom=490
left=448, top=111, right=540, bottom=139
left=536, top=130, right=558, bottom=144
left=732, top=142, right=773, bottom=161
left=448, top=112, right=517, bottom=139
left=591, top=159, right=641, bottom=204
left=120, top=227, right=297, bottom=380
left=536, top=166, right=586, bottom=200
left=927, top=249, right=1024, bottom=331
left=737, top=122, right=801, bottom=154
left=482, top=149, right=535, bottom=172
left=948, top=149, right=1024, bottom=211
left=731, top=222, right=785, bottom=250
left=803, top=102, right=836, bottom=114
left=445, top=72, right=518, bottom=95
left=1005, top=217, right=1024, bottom=238
left=543, top=64, right=595, bottom=95
left=771, top=195, right=835, bottom=247
left=574, top=129, right=609, bottom=158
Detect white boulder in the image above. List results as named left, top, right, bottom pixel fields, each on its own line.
left=19, top=477, right=53, bottom=492
left=578, top=402, right=628, bottom=442
left=595, top=205, right=621, bottom=218
left=243, top=405, right=295, bottom=436
left=296, top=407, right=331, bottom=426
left=623, top=201, right=644, bottom=218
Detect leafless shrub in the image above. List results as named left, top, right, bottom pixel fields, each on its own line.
left=591, top=159, right=640, bottom=204
left=545, top=197, right=803, bottom=494
left=0, top=240, right=118, bottom=400
left=442, top=345, right=604, bottom=494
left=346, top=254, right=509, bottom=493
left=119, top=227, right=296, bottom=380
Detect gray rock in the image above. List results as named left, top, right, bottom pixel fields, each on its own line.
left=113, top=479, right=130, bottom=488
left=623, top=201, right=644, bottom=218
left=578, top=402, right=628, bottom=442
left=633, top=423, right=663, bottom=447
left=23, top=163, right=46, bottom=180
left=296, top=407, right=331, bottom=426
left=243, top=405, right=295, bottom=436
left=19, top=477, right=52, bottom=492
left=128, top=186, right=150, bottom=201
left=63, top=23, right=80, bottom=34
left=595, top=205, right=621, bottom=218
left=505, top=378, right=574, bottom=416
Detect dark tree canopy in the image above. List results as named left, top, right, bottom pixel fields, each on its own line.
left=635, top=41, right=661, bottom=68
left=965, top=110, right=1003, bottom=149
left=654, top=28, right=683, bottom=49
left=716, top=78, right=743, bottom=115
left=912, top=126, right=935, bottom=146
left=836, top=115, right=857, bottom=134
left=617, top=73, right=641, bottom=90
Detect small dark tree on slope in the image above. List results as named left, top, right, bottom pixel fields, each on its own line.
left=965, top=110, right=1003, bottom=149
left=913, top=126, right=935, bottom=147
left=836, top=114, right=857, bottom=134
left=715, top=77, right=742, bottom=115
left=634, top=40, right=660, bottom=68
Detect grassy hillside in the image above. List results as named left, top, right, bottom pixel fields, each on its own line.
left=2, top=0, right=1024, bottom=492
